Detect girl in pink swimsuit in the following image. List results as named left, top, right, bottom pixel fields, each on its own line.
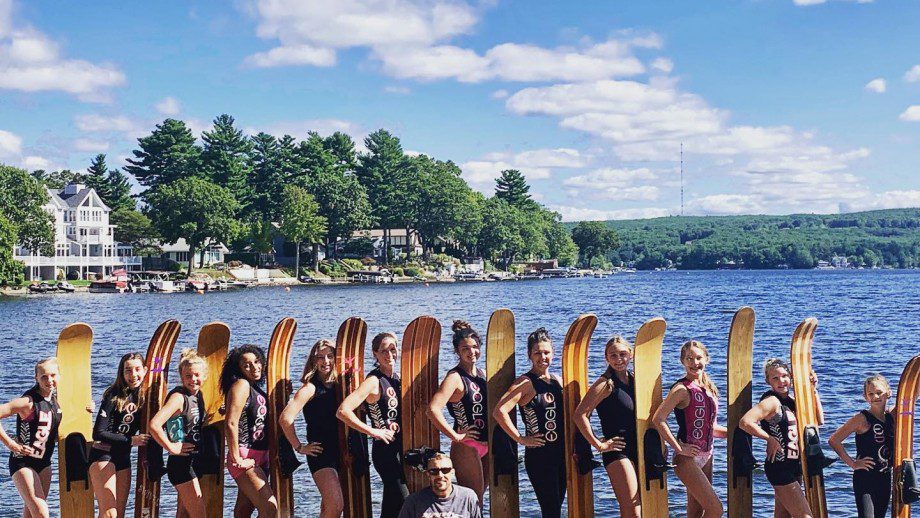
left=427, top=320, right=489, bottom=506
left=653, top=340, right=727, bottom=518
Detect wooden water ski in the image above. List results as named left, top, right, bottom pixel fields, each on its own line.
left=789, top=318, right=828, bottom=518
left=267, top=317, right=297, bottom=518
left=561, top=314, right=598, bottom=518
left=634, top=317, right=669, bottom=518
left=486, top=309, right=520, bottom=518
left=727, top=307, right=755, bottom=518
left=400, top=316, right=441, bottom=493
left=892, top=354, right=920, bottom=517
left=197, top=322, right=230, bottom=517
left=56, top=323, right=94, bottom=518
left=335, top=317, right=372, bottom=518
left=135, top=319, right=181, bottom=518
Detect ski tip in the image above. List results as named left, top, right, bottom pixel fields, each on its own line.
left=58, top=322, right=93, bottom=341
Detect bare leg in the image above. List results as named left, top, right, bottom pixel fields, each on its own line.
left=234, top=467, right=277, bottom=517
left=606, top=459, right=641, bottom=518
left=313, top=468, right=344, bottom=518
left=673, top=456, right=722, bottom=517
left=89, top=461, right=118, bottom=518
left=13, top=467, right=50, bottom=518
left=450, top=441, right=486, bottom=505
left=114, top=468, right=131, bottom=518
left=175, top=478, right=206, bottom=518
left=773, top=482, right=813, bottom=518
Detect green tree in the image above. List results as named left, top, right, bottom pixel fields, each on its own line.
left=298, top=133, right=372, bottom=258
left=356, top=129, right=409, bottom=262
left=495, top=169, right=538, bottom=211
left=31, top=169, right=87, bottom=190
left=1, top=165, right=53, bottom=255
left=478, top=198, right=524, bottom=268
left=125, top=119, right=201, bottom=201
left=247, top=132, right=284, bottom=220
left=85, top=154, right=135, bottom=212
left=279, top=185, right=327, bottom=277
left=110, top=208, right=161, bottom=256
left=0, top=214, right=24, bottom=286
left=146, top=177, right=239, bottom=275
left=571, top=221, right=620, bottom=267
left=201, top=114, right=253, bottom=208
left=544, top=214, right=579, bottom=266
left=409, top=155, right=475, bottom=257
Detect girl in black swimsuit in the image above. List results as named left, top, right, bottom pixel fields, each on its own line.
left=89, top=352, right=149, bottom=517
left=574, top=336, right=635, bottom=517
left=280, top=339, right=344, bottom=518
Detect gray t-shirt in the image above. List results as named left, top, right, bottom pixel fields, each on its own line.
left=398, top=485, right=482, bottom=518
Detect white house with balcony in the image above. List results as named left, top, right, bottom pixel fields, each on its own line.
left=13, top=183, right=142, bottom=281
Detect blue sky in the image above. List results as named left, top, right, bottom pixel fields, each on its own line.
left=0, top=0, right=917, bottom=221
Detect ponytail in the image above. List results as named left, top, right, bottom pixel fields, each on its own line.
left=680, top=340, right=719, bottom=398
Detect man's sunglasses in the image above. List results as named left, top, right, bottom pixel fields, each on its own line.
left=426, top=467, right=453, bottom=475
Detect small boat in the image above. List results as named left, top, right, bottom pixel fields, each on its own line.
left=28, top=282, right=55, bottom=293
left=56, top=281, right=76, bottom=293
left=185, top=279, right=207, bottom=292
left=89, top=280, right=128, bottom=293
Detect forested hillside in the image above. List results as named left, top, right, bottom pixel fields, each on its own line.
left=579, top=208, right=919, bottom=270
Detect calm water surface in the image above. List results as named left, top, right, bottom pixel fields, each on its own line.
left=0, top=270, right=918, bottom=517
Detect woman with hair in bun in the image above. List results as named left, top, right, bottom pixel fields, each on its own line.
left=574, top=336, right=635, bottom=517
left=492, top=327, right=567, bottom=518
left=220, top=344, right=276, bottom=517
left=741, top=358, right=823, bottom=518
left=427, top=320, right=489, bottom=505
left=149, top=348, right=208, bottom=517
left=337, top=331, right=407, bottom=518
left=652, top=340, right=726, bottom=518
left=280, top=339, right=344, bottom=518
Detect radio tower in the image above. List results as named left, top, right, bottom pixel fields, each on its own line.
left=680, top=142, right=684, bottom=217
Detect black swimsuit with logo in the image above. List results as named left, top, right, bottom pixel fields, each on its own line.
left=8, top=386, right=61, bottom=476
left=853, top=410, right=894, bottom=518
left=88, top=388, right=141, bottom=470
left=447, top=366, right=487, bottom=438
left=759, top=390, right=802, bottom=486
left=165, top=386, right=205, bottom=486
left=364, top=368, right=406, bottom=518
left=238, top=383, right=269, bottom=451
left=520, top=371, right=566, bottom=518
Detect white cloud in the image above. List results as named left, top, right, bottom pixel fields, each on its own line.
left=491, top=89, right=509, bottom=100
left=650, top=57, right=673, bottom=74
left=900, top=105, right=920, bottom=122
left=21, top=155, right=52, bottom=170
left=155, top=96, right=182, bottom=116
left=0, top=2, right=125, bottom=102
left=864, top=78, right=886, bottom=93
left=685, top=194, right=767, bottom=215
left=550, top=204, right=671, bottom=222
left=904, top=65, right=920, bottom=83
left=71, top=138, right=109, bottom=152
left=244, top=44, right=336, bottom=68
left=75, top=114, right=144, bottom=135
left=793, top=0, right=826, bottom=5
left=840, top=190, right=920, bottom=212
left=563, top=167, right=660, bottom=201
left=460, top=148, right=589, bottom=187
left=0, top=128, right=23, bottom=157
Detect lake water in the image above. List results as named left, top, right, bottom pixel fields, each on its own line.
left=1, top=270, right=918, bottom=517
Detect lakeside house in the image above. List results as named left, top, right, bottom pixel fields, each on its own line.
left=158, top=238, right=229, bottom=268
left=354, top=228, right=424, bottom=259
left=13, top=183, right=141, bottom=281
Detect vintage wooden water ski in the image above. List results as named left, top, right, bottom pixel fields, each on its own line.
left=727, top=307, right=755, bottom=518
left=789, top=318, right=829, bottom=518
left=267, top=317, right=298, bottom=518
left=197, top=322, right=230, bottom=517
left=634, top=317, right=669, bottom=518
left=335, top=317, right=373, bottom=518
left=892, top=354, right=920, bottom=517
left=56, top=323, right=94, bottom=518
left=135, top=319, right=181, bottom=518
left=561, top=314, right=598, bottom=518
left=486, top=309, right=520, bottom=518
left=400, top=316, right=441, bottom=493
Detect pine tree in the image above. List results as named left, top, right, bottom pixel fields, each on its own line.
left=494, top=169, right=536, bottom=210
left=85, top=154, right=135, bottom=212
left=125, top=119, right=201, bottom=202
left=201, top=114, right=253, bottom=210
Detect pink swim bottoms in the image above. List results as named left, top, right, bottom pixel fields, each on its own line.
left=674, top=450, right=713, bottom=470
left=460, top=439, right=489, bottom=458
left=227, top=447, right=270, bottom=479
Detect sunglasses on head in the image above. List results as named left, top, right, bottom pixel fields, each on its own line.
left=426, top=467, right=453, bottom=475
